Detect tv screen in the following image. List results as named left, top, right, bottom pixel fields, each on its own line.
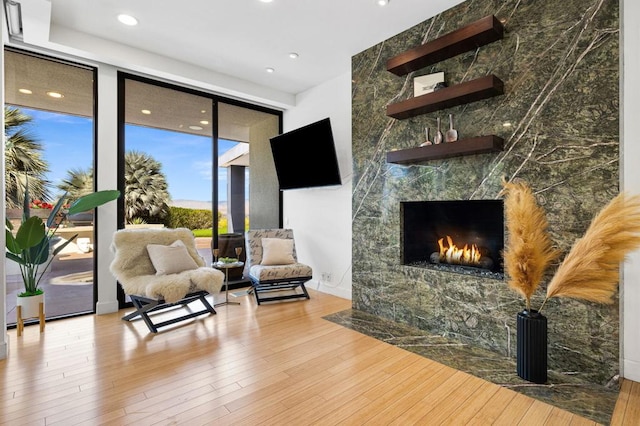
left=270, top=117, right=342, bottom=190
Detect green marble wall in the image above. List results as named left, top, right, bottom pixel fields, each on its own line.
left=352, top=0, right=619, bottom=385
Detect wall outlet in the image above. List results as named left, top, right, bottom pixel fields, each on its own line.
left=321, top=272, right=332, bottom=282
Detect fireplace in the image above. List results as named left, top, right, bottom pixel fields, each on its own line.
left=401, top=200, right=504, bottom=279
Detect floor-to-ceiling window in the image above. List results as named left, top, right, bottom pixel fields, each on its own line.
left=4, top=48, right=98, bottom=324
left=116, top=74, right=282, bottom=305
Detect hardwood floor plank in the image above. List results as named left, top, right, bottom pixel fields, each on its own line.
left=544, top=407, right=576, bottom=425
left=273, top=349, right=411, bottom=422
left=492, top=392, right=536, bottom=425
left=466, top=385, right=519, bottom=424
left=0, top=289, right=633, bottom=426
left=569, top=416, right=599, bottom=426
left=622, top=380, right=640, bottom=425
left=360, top=367, right=466, bottom=424
left=438, top=379, right=501, bottom=425
left=388, top=370, right=479, bottom=424
left=340, top=360, right=448, bottom=424
left=518, top=399, right=555, bottom=425
left=411, top=374, right=487, bottom=424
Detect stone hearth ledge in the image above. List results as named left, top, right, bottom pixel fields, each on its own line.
left=323, top=309, right=618, bottom=425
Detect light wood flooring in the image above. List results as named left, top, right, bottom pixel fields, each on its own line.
left=1, top=289, right=639, bottom=425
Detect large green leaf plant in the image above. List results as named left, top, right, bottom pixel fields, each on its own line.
left=5, top=186, right=120, bottom=296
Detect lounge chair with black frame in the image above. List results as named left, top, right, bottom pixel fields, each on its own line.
left=245, top=228, right=312, bottom=305
left=110, top=227, right=225, bottom=333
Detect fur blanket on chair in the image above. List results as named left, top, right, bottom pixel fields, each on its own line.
left=110, top=228, right=224, bottom=303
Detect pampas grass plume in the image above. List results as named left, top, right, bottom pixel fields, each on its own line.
left=543, top=192, right=640, bottom=307
left=502, top=179, right=559, bottom=311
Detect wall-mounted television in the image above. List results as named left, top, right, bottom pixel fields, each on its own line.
left=269, top=117, right=342, bottom=190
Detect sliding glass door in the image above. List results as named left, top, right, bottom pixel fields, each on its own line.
left=116, top=74, right=282, bottom=306
left=4, top=48, right=98, bottom=324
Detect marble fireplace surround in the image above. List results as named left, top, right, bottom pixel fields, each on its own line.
left=351, top=0, right=620, bottom=406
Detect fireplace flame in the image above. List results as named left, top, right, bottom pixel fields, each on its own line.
left=437, top=236, right=481, bottom=266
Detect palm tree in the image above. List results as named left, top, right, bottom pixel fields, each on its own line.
left=57, top=167, right=94, bottom=204
left=4, top=106, right=50, bottom=208
left=124, top=150, right=171, bottom=223
left=58, top=153, right=171, bottom=224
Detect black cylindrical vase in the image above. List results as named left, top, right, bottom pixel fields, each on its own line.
left=516, top=309, right=547, bottom=384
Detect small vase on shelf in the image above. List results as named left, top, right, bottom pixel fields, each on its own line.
left=433, top=117, right=443, bottom=144
left=420, top=127, right=433, bottom=147
left=445, top=113, right=458, bottom=143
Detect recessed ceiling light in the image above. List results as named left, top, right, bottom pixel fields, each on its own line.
left=141, top=109, right=151, bottom=115
left=289, top=52, right=299, bottom=59
left=18, top=88, right=32, bottom=94
left=47, top=91, right=64, bottom=99
left=265, top=67, right=275, bottom=73
left=377, top=0, right=390, bottom=5
left=189, top=125, right=203, bottom=131
left=200, top=120, right=209, bottom=125
left=201, top=110, right=206, bottom=113
left=117, top=14, right=138, bottom=26
left=259, top=0, right=274, bottom=3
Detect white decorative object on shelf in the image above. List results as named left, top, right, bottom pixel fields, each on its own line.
left=433, top=117, right=443, bottom=144
left=420, top=127, right=433, bottom=146
left=413, top=72, right=445, bottom=97
left=445, top=113, right=459, bottom=142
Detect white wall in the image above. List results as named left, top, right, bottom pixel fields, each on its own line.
left=282, top=72, right=353, bottom=300
left=622, top=0, right=640, bottom=381
left=95, top=65, right=120, bottom=314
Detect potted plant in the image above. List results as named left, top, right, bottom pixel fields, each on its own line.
left=502, top=179, right=640, bottom=383
left=5, top=184, right=120, bottom=320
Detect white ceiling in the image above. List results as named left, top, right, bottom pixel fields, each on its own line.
left=8, top=0, right=463, bottom=108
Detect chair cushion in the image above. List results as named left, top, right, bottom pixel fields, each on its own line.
left=146, top=239, right=199, bottom=275
left=261, top=238, right=296, bottom=265
left=250, top=262, right=312, bottom=282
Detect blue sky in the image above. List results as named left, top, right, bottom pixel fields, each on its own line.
left=21, top=108, right=238, bottom=203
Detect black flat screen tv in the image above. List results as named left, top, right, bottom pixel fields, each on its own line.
left=270, top=117, right=342, bottom=190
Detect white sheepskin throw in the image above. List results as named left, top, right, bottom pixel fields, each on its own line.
left=109, top=227, right=224, bottom=303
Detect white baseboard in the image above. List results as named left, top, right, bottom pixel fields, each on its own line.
left=314, top=280, right=352, bottom=300
left=624, top=358, right=640, bottom=382
left=96, top=300, right=119, bottom=315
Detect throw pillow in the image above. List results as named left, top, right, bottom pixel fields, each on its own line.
left=261, top=238, right=296, bottom=265
left=146, top=239, right=199, bottom=275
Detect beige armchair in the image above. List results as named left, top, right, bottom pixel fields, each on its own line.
left=110, top=227, right=224, bottom=332
left=246, top=228, right=312, bottom=305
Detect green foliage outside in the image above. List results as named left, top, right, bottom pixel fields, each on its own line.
left=165, top=206, right=217, bottom=229
left=176, top=210, right=250, bottom=237
left=192, top=228, right=213, bottom=237
left=4, top=106, right=51, bottom=207
left=124, top=150, right=171, bottom=224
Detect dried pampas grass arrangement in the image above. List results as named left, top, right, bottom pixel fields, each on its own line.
left=540, top=192, right=640, bottom=311
left=502, top=177, right=640, bottom=313
left=501, top=179, right=559, bottom=311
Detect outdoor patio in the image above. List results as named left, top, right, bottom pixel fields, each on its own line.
left=5, top=237, right=240, bottom=327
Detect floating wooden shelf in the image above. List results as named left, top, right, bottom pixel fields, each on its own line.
left=386, top=135, right=504, bottom=163
left=387, top=15, right=504, bottom=76
left=384, top=15, right=505, bottom=159
left=386, top=75, right=504, bottom=119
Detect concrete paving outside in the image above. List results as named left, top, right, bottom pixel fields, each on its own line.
left=5, top=237, right=248, bottom=327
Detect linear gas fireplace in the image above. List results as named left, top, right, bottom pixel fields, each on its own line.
left=401, top=200, right=504, bottom=279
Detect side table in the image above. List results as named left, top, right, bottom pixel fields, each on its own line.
left=212, top=261, right=244, bottom=307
